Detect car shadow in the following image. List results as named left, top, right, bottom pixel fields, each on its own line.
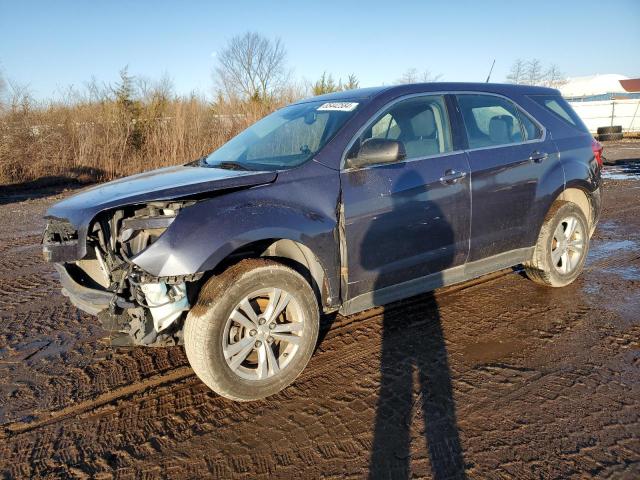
left=360, top=169, right=466, bottom=479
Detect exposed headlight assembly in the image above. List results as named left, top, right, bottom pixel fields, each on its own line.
left=117, top=202, right=191, bottom=257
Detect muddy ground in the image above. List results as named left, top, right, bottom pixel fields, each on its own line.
left=0, top=141, right=638, bottom=479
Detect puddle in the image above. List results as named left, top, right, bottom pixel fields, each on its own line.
left=462, top=338, right=524, bottom=365
left=588, top=239, right=638, bottom=262
left=603, top=265, right=640, bottom=281
left=0, top=336, right=76, bottom=364
left=602, top=162, right=640, bottom=180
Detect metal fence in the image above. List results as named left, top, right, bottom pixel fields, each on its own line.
left=568, top=99, right=640, bottom=133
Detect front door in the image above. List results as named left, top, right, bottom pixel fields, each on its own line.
left=340, top=94, right=471, bottom=300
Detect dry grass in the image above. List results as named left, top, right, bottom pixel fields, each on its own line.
left=0, top=89, right=289, bottom=187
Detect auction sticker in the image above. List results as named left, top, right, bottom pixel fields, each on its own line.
left=317, top=102, right=359, bottom=112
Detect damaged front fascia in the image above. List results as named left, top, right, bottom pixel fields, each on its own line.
left=43, top=166, right=278, bottom=262
left=42, top=218, right=80, bottom=263
left=85, top=201, right=204, bottom=341
left=90, top=200, right=201, bottom=288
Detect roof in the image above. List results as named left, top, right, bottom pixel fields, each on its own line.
left=620, top=78, right=640, bottom=93
left=296, top=82, right=558, bottom=105
left=558, top=74, right=630, bottom=97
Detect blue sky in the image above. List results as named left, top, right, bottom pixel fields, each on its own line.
left=1, top=0, right=639, bottom=100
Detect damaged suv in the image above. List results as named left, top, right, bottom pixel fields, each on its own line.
left=44, top=83, right=602, bottom=400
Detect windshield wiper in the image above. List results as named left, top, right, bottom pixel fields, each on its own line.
left=215, top=161, right=251, bottom=171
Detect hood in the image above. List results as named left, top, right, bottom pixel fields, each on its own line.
left=46, top=165, right=277, bottom=228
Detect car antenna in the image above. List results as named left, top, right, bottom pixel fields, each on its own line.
left=485, top=59, right=496, bottom=83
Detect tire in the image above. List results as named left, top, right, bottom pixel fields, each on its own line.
left=184, top=258, right=319, bottom=401
left=598, top=132, right=623, bottom=142
left=524, top=201, right=590, bottom=288
left=597, top=125, right=622, bottom=135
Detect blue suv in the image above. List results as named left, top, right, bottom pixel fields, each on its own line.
left=43, top=83, right=602, bottom=400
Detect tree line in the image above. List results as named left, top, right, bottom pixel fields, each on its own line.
left=0, top=32, right=569, bottom=186
left=506, top=58, right=567, bottom=88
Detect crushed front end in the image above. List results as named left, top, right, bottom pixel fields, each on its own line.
left=43, top=201, right=202, bottom=346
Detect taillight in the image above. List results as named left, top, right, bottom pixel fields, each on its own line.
left=592, top=138, right=603, bottom=167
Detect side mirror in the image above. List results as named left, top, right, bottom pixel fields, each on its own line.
left=347, top=138, right=406, bottom=169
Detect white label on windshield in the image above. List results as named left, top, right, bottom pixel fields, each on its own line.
left=317, top=102, right=359, bottom=112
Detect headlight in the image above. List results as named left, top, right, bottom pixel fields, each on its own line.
left=116, top=202, right=193, bottom=258
left=119, top=214, right=176, bottom=243
left=118, top=208, right=177, bottom=257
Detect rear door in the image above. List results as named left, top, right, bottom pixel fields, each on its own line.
left=340, top=94, right=471, bottom=299
left=454, top=93, right=559, bottom=261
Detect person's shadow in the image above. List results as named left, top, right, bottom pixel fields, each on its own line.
left=361, top=169, right=466, bottom=479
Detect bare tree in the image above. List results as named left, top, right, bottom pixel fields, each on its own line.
left=525, top=59, right=544, bottom=86
left=136, top=75, right=153, bottom=100
left=396, top=68, right=420, bottom=84
left=138, top=72, right=175, bottom=104
left=214, top=32, right=287, bottom=102
left=7, top=79, right=33, bottom=114
left=396, top=68, right=441, bottom=84
left=506, top=58, right=526, bottom=84
left=84, top=76, right=112, bottom=103
left=544, top=64, right=567, bottom=88
left=507, top=58, right=567, bottom=87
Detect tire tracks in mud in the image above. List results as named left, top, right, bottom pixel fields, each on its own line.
left=0, top=267, right=518, bottom=439
left=1, top=185, right=639, bottom=478
left=1, top=367, right=196, bottom=437
left=0, top=265, right=590, bottom=449
left=2, top=245, right=637, bottom=440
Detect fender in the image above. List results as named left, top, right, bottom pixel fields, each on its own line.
left=132, top=163, right=342, bottom=304
left=525, top=136, right=601, bottom=246
left=523, top=151, right=566, bottom=246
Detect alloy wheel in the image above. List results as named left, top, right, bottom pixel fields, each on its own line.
left=551, top=215, right=585, bottom=275
left=222, top=287, right=304, bottom=381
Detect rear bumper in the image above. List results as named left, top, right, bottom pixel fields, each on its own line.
left=54, top=264, right=112, bottom=315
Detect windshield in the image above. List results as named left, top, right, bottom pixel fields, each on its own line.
left=204, top=100, right=359, bottom=171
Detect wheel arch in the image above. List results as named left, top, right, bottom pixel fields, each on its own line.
left=527, top=180, right=598, bottom=248
left=557, top=186, right=592, bottom=226
left=210, top=236, right=336, bottom=313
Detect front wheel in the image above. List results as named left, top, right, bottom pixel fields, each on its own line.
left=524, top=201, right=590, bottom=287
left=184, top=259, right=319, bottom=401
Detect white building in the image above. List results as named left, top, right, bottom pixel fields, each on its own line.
left=559, top=74, right=640, bottom=133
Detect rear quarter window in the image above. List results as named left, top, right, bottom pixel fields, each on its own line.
left=529, top=95, right=589, bottom=133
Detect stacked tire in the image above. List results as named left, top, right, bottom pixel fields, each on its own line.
left=597, top=126, right=623, bottom=142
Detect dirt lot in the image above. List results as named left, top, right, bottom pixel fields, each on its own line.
left=0, top=142, right=639, bottom=479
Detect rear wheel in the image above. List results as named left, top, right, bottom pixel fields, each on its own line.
left=524, top=202, right=590, bottom=287
left=184, top=259, right=319, bottom=401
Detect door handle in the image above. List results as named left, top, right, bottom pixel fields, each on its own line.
left=529, top=151, right=548, bottom=163
left=439, top=169, right=467, bottom=185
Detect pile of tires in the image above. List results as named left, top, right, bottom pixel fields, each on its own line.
left=597, top=126, right=623, bottom=142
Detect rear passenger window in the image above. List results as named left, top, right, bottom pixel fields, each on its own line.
left=350, top=95, right=453, bottom=163
left=456, top=94, right=529, bottom=148
left=529, top=95, right=589, bottom=132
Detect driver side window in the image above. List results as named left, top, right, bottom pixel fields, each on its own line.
left=371, top=113, right=401, bottom=140
left=349, top=95, right=453, bottom=164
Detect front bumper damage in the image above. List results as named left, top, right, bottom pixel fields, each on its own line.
left=44, top=202, right=201, bottom=346
left=55, top=263, right=113, bottom=315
